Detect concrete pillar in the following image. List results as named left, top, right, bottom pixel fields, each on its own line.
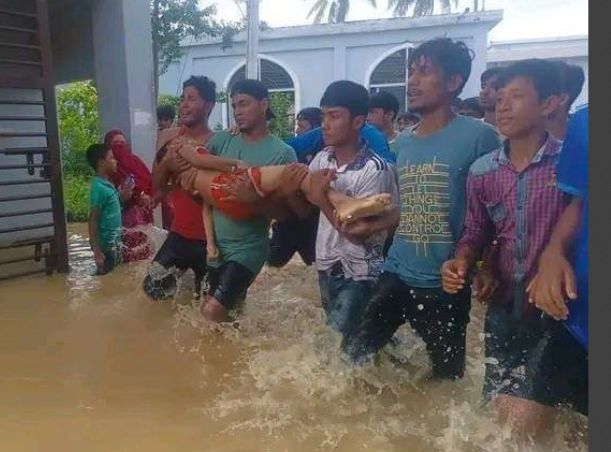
left=91, top=0, right=156, bottom=167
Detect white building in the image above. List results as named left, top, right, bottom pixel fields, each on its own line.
left=487, top=35, right=589, bottom=109
left=160, top=11, right=504, bottom=129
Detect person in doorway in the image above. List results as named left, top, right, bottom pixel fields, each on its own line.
left=104, top=130, right=154, bottom=263
left=145, top=76, right=220, bottom=301
left=295, top=107, right=323, bottom=137
left=309, top=80, right=399, bottom=339
left=547, top=62, right=585, bottom=140
left=87, top=143, right=124, bottom=275
left=479, top=67, right=503, bottom=128
left=157, top=104, right=176, bottom=131
left=343, top=38, right=500, bottom=379
left=396, top=111, right=419, bottom=133
left=367, top=91, right=401, bottom=155
left=441, top=59, right=586, bottom=441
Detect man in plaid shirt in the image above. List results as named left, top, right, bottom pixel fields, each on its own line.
left=441, top=59, right=586, bottom=442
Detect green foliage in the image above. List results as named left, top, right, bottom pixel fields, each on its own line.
left=158, top=93, right=181, bottom=110
left=57, top=81, right=99, bottom=178
left=63, top=174, right=91, bottom=223
left=268, top=92, right=295, bottom=140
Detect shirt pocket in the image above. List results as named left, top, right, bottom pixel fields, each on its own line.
left=485, top=201, right=507, bottom=224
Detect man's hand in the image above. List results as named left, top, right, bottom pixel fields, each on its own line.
left=276, top=163, right=308, bottom=198
left=471, top=267, right=499, bottom=304
left=338, top=219, right=371, bottom=245
left=527, top=249, right=576, bottom=320
left=218, top=173, right=260, bottom=203
left=306, top=169, right=336, bottom=206
left=441, top=258, right=469, bottom=294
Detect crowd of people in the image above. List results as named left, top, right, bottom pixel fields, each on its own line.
left=84, top=37, right=588, bottom=445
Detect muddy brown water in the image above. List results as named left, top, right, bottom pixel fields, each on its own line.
left=0, top=224, right=587, bottom=451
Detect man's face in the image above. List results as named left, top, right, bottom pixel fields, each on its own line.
left=367, top=107, right=388, bottom=131
left=102, top=149, right=118, bottom=174
left=158, top=118, right=173, bottom=131
left=480, top=75, right=499, bottom=112
left=321, top=106, right=363, bottom=147
left=179, top=86, right=212, bottom=128
left=496, top=76, right=557, bottom=139
left=232, top=93, right=268, bottom=132
left=397, top=117, right=415, bottom=132
left=407, top=55, right=461, bottom=114
left=295, top=118, right=312, bottom=136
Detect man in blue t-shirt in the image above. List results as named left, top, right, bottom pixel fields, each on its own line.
left=343, top=38, right=500, bottom=380
left=528, top=105, right=588, bottom=348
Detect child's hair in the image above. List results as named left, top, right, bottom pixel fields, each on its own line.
left=297, top=107, right=323, bottom=129
left=497, top=59, right=563, bottom=101
left=369, top=91, right=401, bottom=120
left=86, top=143, right=110, bottom=170
left=183, top=75, right=217, bottom=103
left=408, top=37, right=473, bottom=98
left=397, top=111, right=420, bottom=123
left=480, top=67, right=503, bottom=86
left=157, top=104, right=176, bottom=122
left=320, top=80, right=369, bottom=118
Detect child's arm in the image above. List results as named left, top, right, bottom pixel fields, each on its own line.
left=203, top=204, right=219, bottom=261
left=88, top=207, right=105, bottom=270
left=176, top=144, right=242, bottom=173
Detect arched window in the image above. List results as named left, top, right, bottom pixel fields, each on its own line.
left=225, top=58, right=296, bottom=132
left=368, top=48, right=411, bottom=113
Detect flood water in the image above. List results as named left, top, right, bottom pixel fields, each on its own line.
left=0, top=224, right=587, bottom=451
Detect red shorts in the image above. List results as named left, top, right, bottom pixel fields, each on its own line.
left=210, top=167, right=265, bottom=221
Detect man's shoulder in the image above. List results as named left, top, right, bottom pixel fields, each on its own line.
left=455, top=115, right=500, bottom=140
left=208, top=130, right=233, bottom=148
left=265, top=135, right=297, bottom=161
left=469, top=149, right=502, bottom=177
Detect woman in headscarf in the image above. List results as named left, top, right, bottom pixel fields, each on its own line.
left=104, top=129, right=154, bottom=262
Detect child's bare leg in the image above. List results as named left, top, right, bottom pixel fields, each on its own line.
left=202, top=204, right=219, bottom=261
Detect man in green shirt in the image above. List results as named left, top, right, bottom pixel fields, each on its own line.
left=87, top=143, right=127, bottom=275
left=203, top=79, right=297, bottom=322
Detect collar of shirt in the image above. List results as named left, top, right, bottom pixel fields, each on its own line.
left=95, top=175, right=117, bottom=190
left=323, top=141, right=373, bottom=173
left=497, top=133, right=562, bottom=169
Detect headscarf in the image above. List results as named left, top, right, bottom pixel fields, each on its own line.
left=104, top=129, right=152, bottom=196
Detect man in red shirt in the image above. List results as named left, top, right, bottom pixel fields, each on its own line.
left=143, top=76, right=216, bottom=300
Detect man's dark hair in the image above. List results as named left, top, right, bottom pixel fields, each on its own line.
left=157, top=104, right=175, bottom=122
left=297, top=107, right=323, bottom=129
left=408, top=38, right=473, bottom=98
left=460, top=97, right=484, bottom=118
left=369, top=91, right=400, bottom=119
left=397, top=111, right=420, bottom=123
left=320, top=80, right=369, bottom=118
left=497, top=59, right=563, bottom=101
left=480, top=67, right=503, bottom=85
left=230, top=79, right=276, bottom=120
left=183, top=75, right=216, bottom=103
left=553, top=62, right=585, bottom=109
left=86, top=143, right=109, bottom=170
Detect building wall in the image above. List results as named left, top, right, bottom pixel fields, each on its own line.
left=160, top=13, right=501, bottom=128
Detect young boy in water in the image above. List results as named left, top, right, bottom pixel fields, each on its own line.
left=87, top=143, right=124, bottom=275
left=441, top=59, right=585, bottom=440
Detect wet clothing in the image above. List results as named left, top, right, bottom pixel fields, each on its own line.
left=556, top=106, right=588, bottom=348
left=458, top=135, right=566, bottom=320
left=89, top=176, right=122, bottom=256
left=142, top=231, right=207, bottom=301
left=169, top=189, right=206, bottom=241
left=483, top=304, right=588, bottom=415
left=343, top=272, right=472, bottom=380
left=209, top=167, right=265, bottom=221
left=309, top=146, right=399, bottom=281
left=207, top=261, right=255, bottom=310
left=385, top=115, right=501, bottom=288
left=207, top=131, right=296, bottom=275
left=267, top=212, right=318, bottom=267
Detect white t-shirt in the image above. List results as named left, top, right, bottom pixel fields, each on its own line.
left=309, top=146, right=399, bottom=281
